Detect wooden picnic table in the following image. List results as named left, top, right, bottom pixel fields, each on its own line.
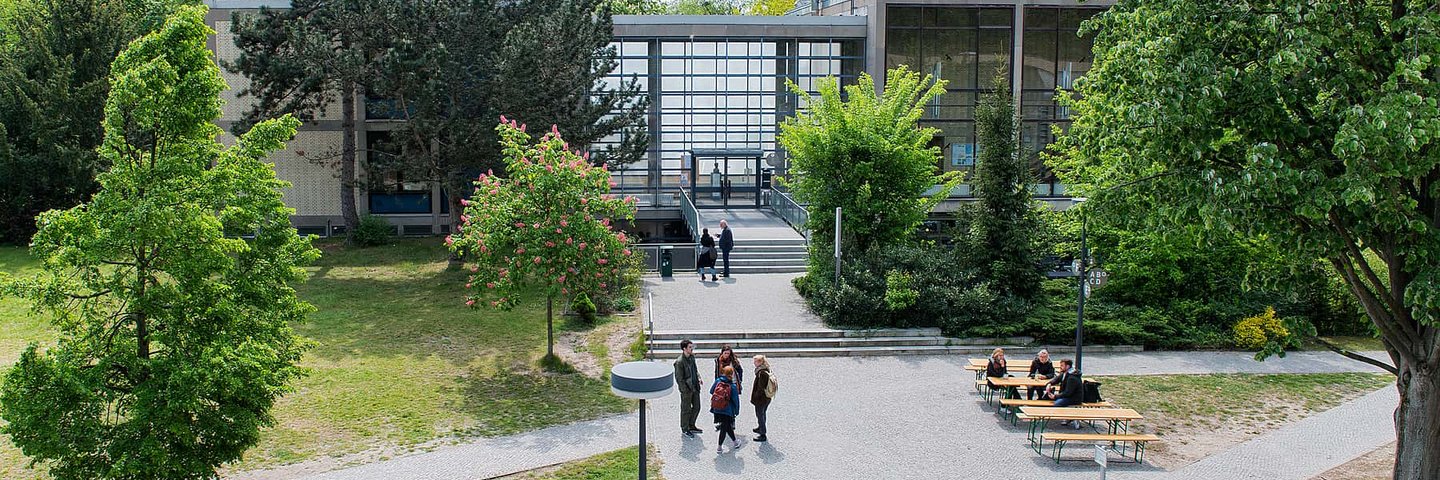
left=1017, top=406, right=1144, bottom=454
left=981, top=376, right=1051, bottom=405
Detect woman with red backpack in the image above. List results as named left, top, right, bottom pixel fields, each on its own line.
left=710, top=365, right=741, bottom=454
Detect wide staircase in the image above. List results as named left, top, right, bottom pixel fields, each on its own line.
left=646, top=328, right=1108, bottom=358
left=695, top=208, right=809, bottom=274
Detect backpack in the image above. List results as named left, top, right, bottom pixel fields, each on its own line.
left=764, top=371, right=778, bottom=399
left=710, top=381, right=732, bottom=411
left=1083, top=380, right=1103, bottom=403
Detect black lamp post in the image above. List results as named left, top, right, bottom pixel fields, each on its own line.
left=1073, top=197, right=1089, bottom=372
left=610, top=361, right=674, bottom=480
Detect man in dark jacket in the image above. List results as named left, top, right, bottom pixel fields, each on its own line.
left=673, top=340, right=702, bottom=436
left=1048, top=358, right=1085, bottom=428
left=718, top=220, right=734, bottom=277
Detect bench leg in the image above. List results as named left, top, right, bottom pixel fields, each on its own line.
left=1029, top=419, right=1046, bottom=454
left=1051, top=439, right=1067, bottom=464
left=1134, top=441, right=1148, bottom=463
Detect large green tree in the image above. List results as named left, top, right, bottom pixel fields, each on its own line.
left=778, top=67, right=959, bottom=273
left=373, top=0, right=647, bottom=258
left=1052, top=0, right=1440, bottom=476
left=227, top=0, right=393, bottom=238
left=0, top=0, right=191, bottom=245
left=0, top=7, right=315, bottom=478
left=960, top=75, right=1044, bottom=301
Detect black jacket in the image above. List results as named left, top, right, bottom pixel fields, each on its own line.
left=718, top=228, right=734, bottom=251
left=1029, top=359, right=1055, bottom=379
left=986, top=358, right=1009, bottom=379
left=673, top=353, right=699, bottom=394
left=698, top=235, right=716, bottom=268
left=1055, top=370, right=1084, bottom=403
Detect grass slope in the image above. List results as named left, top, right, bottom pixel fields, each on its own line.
left=0, top=240, right=632, bottom=476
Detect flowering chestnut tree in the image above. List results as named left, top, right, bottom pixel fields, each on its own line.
left=448, top=118, right=643, bottom=358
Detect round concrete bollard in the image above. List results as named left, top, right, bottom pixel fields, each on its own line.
left=610, top=361, right=675, bottom=399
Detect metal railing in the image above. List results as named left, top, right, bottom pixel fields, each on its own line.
left=678, top=186, right=700, bottom=242
left=767, top=189, right=810, bottom=240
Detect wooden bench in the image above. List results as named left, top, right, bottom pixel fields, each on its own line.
left=1039, top=433, right=1160, bottom=464
left=997, top=399, right=1113, bottom=425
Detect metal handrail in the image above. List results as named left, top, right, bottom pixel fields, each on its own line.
left=768, top=189, right=810, bottom=240
left=678, top=186, right=700, bottom=242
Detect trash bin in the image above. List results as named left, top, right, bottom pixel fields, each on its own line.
left=659, top=245, right=673, bottom=278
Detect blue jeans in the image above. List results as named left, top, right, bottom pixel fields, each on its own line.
left=721, top=250, right=731, bottom=276
left=1053, top=397, right=1080, bottom=407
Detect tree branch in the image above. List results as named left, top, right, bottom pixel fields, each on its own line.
left=67, top=289, right=112, bottom=300
left=1329, top=211, right=1414, bottom=337
left=1312, top=336, right=1398, bottom=375
left=1329, top=256, right=1418, bottom=365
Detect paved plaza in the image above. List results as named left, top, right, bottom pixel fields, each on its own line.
left=240, top=273, right=1397, bottom=480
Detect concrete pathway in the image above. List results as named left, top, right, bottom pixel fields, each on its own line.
left=258, top=352, right=1393, bottom=480
left=645, top=273, right=825, bottom=332
left=239, top=274, right=1397, bottom=479
left=695, top=209, right=804, bottom=241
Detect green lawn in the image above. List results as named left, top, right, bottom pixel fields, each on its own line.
left=501, top=445, right=662, bottom=480
left=0, top=239, right=632, bottom=476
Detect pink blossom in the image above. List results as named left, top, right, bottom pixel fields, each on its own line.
left=546, top=164, right=553, bottom=172
left=516, top=247, right=526, bottom=254
left=600, top=283, right=607, bottom=288
left=487, top=282, right=495, bottom=288
left=533, top=222, right=540, bottom=228
left=558, top=275, right=566, bottom=283
left=466, top=299, right=476, bottom=306
left=612, top=268, right=619, bottom=274
left=579, top=242, right=586, bottom=250
left=625, top=196, right=636, bottom=204
left=516, top=222, right=526, bottom=228
left=499, top=269, right=508, bottom=277
left=488, top=169, right=494, bottom=176
left=552, top=124, right=560, bottom=134
left=490, top=188, right=499, bottom=195
left=569, top=267, right=578, bottom=273
left=492, top=300, right=500, bottom=307
left=479, top=246, right=489, bottom=253
left=595, top=272, right=603, bottom=278
left=617, top=232, right=628, bottom=242
left=465, top=283, right=472, bottom=288
left=460, top=215, right=470, bottom=223
left=534, top=256, right=542, bottom=264
left=460, top=199, right=470, bottom=206
left=623, top=249, right=632, bottom=256
left=560, top=220, right=568, bottom=227
left=610, top=180, right=618, bottom=187
left=566, top=237, right=574, bottom=245
left=445, top=236, right=455, bottom=246
left=545, top=241, right=555, bottom=247
left=471, top=266, right=480, bottom=273
left=555, top=228, right=563, bottom=234
left=598, top=258, right=609, bottom=265
left=562, top=287, right=569, bottom=294
left=500, top=115, right=509, bottom=123
left=581, top=198, right=589, bottom=205
left=583, top=151, right=591, bottom=160
left=520, top=123, right=527, bottom=131
left=602, top=218, right=611, bottom=226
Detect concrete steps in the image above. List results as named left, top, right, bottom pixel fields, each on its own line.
left=721, top=238, right=807, bottom=273
left=646, top=329, right=1139, bottom=358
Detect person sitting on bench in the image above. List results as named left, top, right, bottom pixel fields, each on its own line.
left=1047, top=359, right=1085, bottom=428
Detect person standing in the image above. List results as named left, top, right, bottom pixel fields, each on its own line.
left=715, top=345, right=744, bottom=392
left=710, top=366, right=741, bottom=453
left=750, top=355, right=773, bottom=442
left=1026, top=350, right=1056, bottom=400
left=698, top=228, right=718, bottom=282
left=673, top=339, right=702, bottom=436
left=718, top=220, right=734, bottom=278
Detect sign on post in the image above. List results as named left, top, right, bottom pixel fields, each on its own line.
left=1095, top=445, right=1108, bottom=480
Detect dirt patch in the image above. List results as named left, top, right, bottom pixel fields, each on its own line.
left=554, top=311, right=644, bottom=379
left=1310, top=442, right=1394, bottom=480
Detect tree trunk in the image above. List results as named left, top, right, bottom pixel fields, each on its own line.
left=546, top=294, right=554, bottom=358
left=340, top=80, right=360, bottom=235
left=447, top=180, right=464, bottom=268
left=1394, top=362, right=1440, bottom=479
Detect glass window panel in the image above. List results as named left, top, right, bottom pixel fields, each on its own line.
left=926, top=7, right=976, bottom=28
left=694, top=59, right=717, bottom=74
left=1023, top=30, right=1057, bottom=90
left=979, top=8, right=1013, bottom=27
left=762, top=42, right=776, bottom=56
left=727, top=59, right=747, bottom=73
left=661, top=42, right=686, bottom=55
left=694, top=42, right=716, bottom=56
left=622, top=59, right=647, bottom=74
left=661, top=58, right=685, bottom=73
left=928, top=29, right=974, bottom=90
left=660, top=76, right=685, bottom=91
left=889, top=7, right=921, bottom=27
left=1025, top=8, right=1057, bottom=30
left=1057, top=31, right=1094, bottom=89
left=727, top=42, right=747, bottom=56
left=978, top=29, right=1011, bottom=89
left=799, top=43, right=811, bottom=56
left=622, top=42, right=648, bottom=56
left=1059, top=8, right=1099, bottom=29
left=886, top=28, right=921, bottom=72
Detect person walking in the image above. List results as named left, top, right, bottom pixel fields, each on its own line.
left=718, top=220, right=734, bottom=278
left=1026, top=349, right=1056, bottom=400
left=710, top=366, right=742, bottom=453
left=715, top=345, right=744, bottom=392
left=673, top=339, right=703, bottom=437
left=698, top=228, right=718, bottom=282
left=750, top=355, right=773, bottom=442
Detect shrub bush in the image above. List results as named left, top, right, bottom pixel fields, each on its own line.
left=349, top=215, right=394, bottom=247
left=612, top=296, right=636, bottom=312
left=1233, top=307, right=1287, bottom=350
left=571, top=292, right=598, bottom=325
left=884, top=270, right=918, bottom=311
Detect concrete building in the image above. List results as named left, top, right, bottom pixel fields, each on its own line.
left=203, top=0, right=1109, bottom=240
